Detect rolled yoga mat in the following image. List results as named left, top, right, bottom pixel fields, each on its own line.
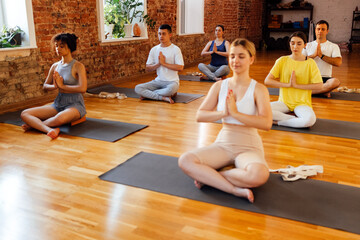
left=99, top=151, right=360, bottom=235
left=87, top=84, right=204, bottom=103
left=268, top=88, right=360, bottom=101
left=0, top=110, right=147, bottom=142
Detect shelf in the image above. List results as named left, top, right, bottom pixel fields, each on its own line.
left=268, top=28, right=309, bottom=32
left=270, top=6, right=313, bottom=11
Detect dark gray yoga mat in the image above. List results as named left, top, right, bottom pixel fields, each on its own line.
left=0, top=110, right=147, bottom=142
left=179, top=74, right=215, bottom=82
left=271, top=118, right=360, bottom=140
left=268, top=88, right=360, bottom=101
left=87, top=84, right=204, bottom=103
left=99, top=151, right=360, bottom=235
left=214, top=118, right=360, bottom=140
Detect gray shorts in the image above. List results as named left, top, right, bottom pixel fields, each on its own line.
left=52, top=92, right=86, bottom=117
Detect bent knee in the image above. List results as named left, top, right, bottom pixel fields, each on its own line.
left=246, top=164, right=270, bottom=187
left=178, top=152, right=199, bottom=171
left=302, top=116, right=316, bottom=128
left=332, top=78, right=340, bottom=88
left=20, top=109, right=31, bottom=120
left=134, top=85, right=142, bottom=94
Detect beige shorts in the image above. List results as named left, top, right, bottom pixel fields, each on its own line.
left=189, top=124, right=268, bottom=170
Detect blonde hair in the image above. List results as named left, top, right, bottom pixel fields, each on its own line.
left=230, top=38, right=256, bottom=59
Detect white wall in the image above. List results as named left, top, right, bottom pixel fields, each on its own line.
left=278, top=0, right=359, bottom=43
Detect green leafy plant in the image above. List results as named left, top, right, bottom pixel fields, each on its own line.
left=104, top=0, right=126, bottom=38
left=140, top=14, right=156, bottom=29
left=121, top=0, right=144, bottom=24
left=103, top=0, right=156, bottom=38
left=0, top=26, right=24, bottom=48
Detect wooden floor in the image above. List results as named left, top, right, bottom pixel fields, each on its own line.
left=0, top=51, right=359, bottom=240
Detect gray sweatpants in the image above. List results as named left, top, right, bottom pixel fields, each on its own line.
left=198, top=63, right=230, bottom=80
left=135, top=80, right=179, bottom=100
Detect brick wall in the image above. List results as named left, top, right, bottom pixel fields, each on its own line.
left=0, top=0, right=264, bottom=112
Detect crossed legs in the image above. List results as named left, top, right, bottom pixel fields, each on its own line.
left=271, top=101, right=316, bottom=128
left=21, top=105, right=81, bottom=139
left=178, top=145, right=269, bottom=203
left=198, top=63, right=230, bottom=81
left=312, top=77, right=340, bottom=97
left=135, top=80, right=179, bottom=104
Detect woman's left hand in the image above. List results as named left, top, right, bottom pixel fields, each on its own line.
left=53, top=71, right=64, bottom=88
left=213, top=44, right=217, bottom=54
left=226, top=89, right=237, bottom=116
left=289, top=70, right=298, bottom=88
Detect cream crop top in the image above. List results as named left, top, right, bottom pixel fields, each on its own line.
left=217, top=78, right=258, bottom=125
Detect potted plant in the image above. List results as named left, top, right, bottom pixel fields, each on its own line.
left=120, top=0, right=143, bottom=37
left=0, top=26, right=24, bottom=48
left=103, top=0, right=156, bottom=38
left=104, top=0, right=126, bottom=38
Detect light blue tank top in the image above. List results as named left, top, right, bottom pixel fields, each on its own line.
left=56, top=59, right=78, bottom=85
left=217, top=78, right=258, bottom=125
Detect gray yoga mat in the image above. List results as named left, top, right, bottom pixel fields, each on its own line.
left=268, top=88, right=360, bottom=101
left=271, top=118, right=360, bottom=140
left=179, top=74, right=215, bottom=82
left=99, top=152, right=360, bottom=235
left=0, top=110, right=147, bottom=142
left=87, top=84, right=204, bottom=103
left=214, top=118, right=360, bottom=140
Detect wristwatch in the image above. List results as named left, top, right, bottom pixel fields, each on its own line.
left=321, top=55, right=325, bottom=59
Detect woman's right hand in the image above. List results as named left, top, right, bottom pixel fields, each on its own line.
left=289, top=70, right=297, bottom=88
left=212, top=44, right=217, bottom=54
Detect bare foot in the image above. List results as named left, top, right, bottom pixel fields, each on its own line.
left=324, top=92, right=331, bottom=98
left=47, top=128, right=60, bottom=139
left=139, top=96, right=145, bottom=100
left=232, top=187, right=254, bottom=203
left=171, top=92, right=177, bottom=99
left=162, top=96, right=174, bottom=104
left=200, top=76, right=209, bottom=81
left=273, top=120, right=278, bottom=125
left=194, top=180, right=204, bottom=189
left=214, top=77, right=222, bottom=81
left=21, top=124, right=32, bottom=132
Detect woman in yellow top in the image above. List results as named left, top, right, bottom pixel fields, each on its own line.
left=265, top=31, right=323, bottom=128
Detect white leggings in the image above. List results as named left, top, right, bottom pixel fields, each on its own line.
left=271, top=101, right=316, bottom=128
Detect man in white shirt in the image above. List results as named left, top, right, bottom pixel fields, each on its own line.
left=303, top=20, right=342, bottom=97
left=135, top=24, right=184, bottom=104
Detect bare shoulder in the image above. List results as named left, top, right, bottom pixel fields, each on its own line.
left=212, top=80, right=223, bottom=90
left=50, top=62, right=59, bottom=69
left=74, top=61, right=86, bottom=71
left=255, top=82, right=269, bottom=95
left=206, top=41, right=213, bottom=46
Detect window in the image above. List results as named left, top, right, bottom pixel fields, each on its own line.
left=177, top=0, right=204, bottom=35
left=97, top=0, right=150, bottom=42
left=0, top=0, right=37, bottom=50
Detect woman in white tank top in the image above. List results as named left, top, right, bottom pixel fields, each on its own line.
left=179, top=39, right=272, bottom=203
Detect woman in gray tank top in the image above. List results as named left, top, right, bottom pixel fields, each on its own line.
left=21, top=33, right=87, bottom=139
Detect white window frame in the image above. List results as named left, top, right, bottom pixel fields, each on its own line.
left=97, top=0, right=149, bottom=43
left=0, top=0, right=37, bottom=52
left=177, top=0, right=204, bottom=36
